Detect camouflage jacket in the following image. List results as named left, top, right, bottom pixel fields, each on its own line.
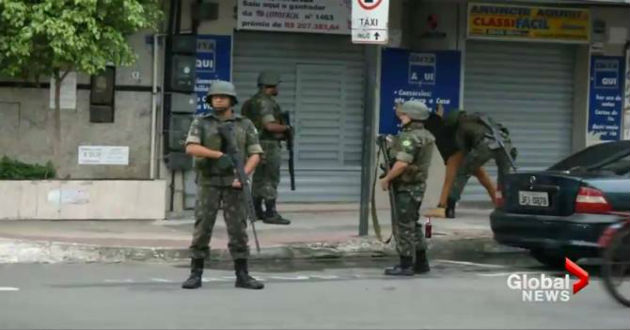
left=185, top=112, right=263, bottom=186
left=241, top=91, right=285, bottom=141
left=388, top=122, right=435, bottom=194
left=446, top=111, right=511, bottom=152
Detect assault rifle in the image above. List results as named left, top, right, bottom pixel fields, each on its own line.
left=218, top=123, right=261, bottom=252
left=281, top=111, right=296, bottom=190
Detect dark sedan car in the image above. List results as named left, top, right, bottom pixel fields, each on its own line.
left=490, top=140, right=630, bottom=267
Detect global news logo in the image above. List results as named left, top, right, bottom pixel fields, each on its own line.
left=507, top=258, right=589, bottom=303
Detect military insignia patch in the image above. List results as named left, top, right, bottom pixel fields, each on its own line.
left=402, top=140, right=412, bottom=147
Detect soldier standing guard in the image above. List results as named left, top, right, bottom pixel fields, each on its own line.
left=380, top=100, right=434, bottom=276
left=242, top=71, right=292, bottom=225
left=181, top=80, right=265, bottom=290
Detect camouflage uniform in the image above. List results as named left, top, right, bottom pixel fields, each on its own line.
left=382, top=100, right=434, bottom=276
left=446, top=111, right=516, bottom=203
left=242, top=91, right=284, bottom=201
left=389, top=122, right=434, bottom=258
left=242, top=71, right=290, bottom=225
left=185, top=113, right=263, bottom=260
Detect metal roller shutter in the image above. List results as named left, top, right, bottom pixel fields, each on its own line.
left=184, top=31, right=366, bottom=206
left=462, top=40, right=576, bottom=202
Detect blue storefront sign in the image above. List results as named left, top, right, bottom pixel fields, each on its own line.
left=195, top=35, right=232, bottom=114
left=379, top=48, right=461, bottom=134
left=588, top=55, right=625, bottom=141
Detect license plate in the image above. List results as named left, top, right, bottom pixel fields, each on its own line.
left=518, top=191, right=549, bottom=207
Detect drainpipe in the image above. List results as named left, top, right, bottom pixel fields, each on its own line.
left=150, top=33, right=167, bottom=179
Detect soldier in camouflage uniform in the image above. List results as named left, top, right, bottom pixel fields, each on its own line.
left=241, top=71, right=291, bottom=225
left=443, top=110, right=517, bottom=218
left=380, top=100, right=434, bottom=276
left=423, top=105, right=498, bottom=219
left=181, top=80, right=265, bottom=290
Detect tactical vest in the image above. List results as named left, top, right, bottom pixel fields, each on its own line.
left=243, top=92, right=285, bottom=141
left=388, top=122, right=435, bottom=188
left=193, top=114, right=250, bottom=186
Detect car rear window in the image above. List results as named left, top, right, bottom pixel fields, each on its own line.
left=594, top=154, right=630, bottom=176
left=549, top=141, right=630, bottom=172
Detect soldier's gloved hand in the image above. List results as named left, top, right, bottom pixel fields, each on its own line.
left=285, top=125, right=294, bottom=138
left=216, top=154, right=234, bottom=171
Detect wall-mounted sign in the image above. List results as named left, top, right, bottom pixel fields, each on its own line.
left=468, top=3, right=590, bottom=43
left=588, top=56, right=625, bottom=142
left=195, top=35, right=232, bottom=114
left=237, top=0, right=350, bottom=35
left=78, top=146, right=129, bottom=165
left=379, top=48, right=461, bottom=134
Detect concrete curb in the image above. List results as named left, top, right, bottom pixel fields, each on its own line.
left=0, top=234, right=523, bottom=264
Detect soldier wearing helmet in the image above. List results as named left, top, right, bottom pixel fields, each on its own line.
left=423, top=105, right=498, bottom=219
left=241, top=71, right=291, bottom=225
left=181, top=80, right=265, bottom=290
left=428, top=110, right=517, bottom=219
left=380, top=100, right=434, bottom=276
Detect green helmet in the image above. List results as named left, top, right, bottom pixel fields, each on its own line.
left=205, top=80, right=238, bottom=104
left=257, top=71, right=281, bottom=86
left=400, top=100, right=430, bottom=121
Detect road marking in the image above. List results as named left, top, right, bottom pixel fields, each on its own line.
left=0, top=287, right=20, bottom=292
left=202, top=277, right=226, bottom=282
left=269, top=275, right=310, bottom=281
left=309, top=275, right=340, bottom=280
left=434, top=259, right=507, bottom=269
left=150, top=278, right=173, bottom=283
left=104, top=279, right=135, bottom=283
left=477, top=271, right=544, bottom=277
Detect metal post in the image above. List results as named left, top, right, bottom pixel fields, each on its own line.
left=359, top=45, right=379, bottom=236
left=150, top=34, right=166, bottom=180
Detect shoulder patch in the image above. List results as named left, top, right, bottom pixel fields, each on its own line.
left=402, top=140, right=412, bottom=147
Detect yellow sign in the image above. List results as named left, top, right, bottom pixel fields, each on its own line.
left=468, top=3, right=590, bottom=43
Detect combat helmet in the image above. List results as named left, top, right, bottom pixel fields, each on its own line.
left=205, top=80, right=238, bottom=105
left=257, top=71, right=281, bottom=87
left=400, top=100, right=431, bottom=121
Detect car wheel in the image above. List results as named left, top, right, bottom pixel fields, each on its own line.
left=530, top=249, right=566, bottom=269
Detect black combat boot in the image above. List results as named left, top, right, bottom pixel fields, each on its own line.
left=445, top=198, right=456, bottom=219
left=384, top=256, right=414, bottom=276
left=234, top=259, right=264, bottom=290
left=182, top=258, right=204, bottom=289
left=414, top=250, right=431, bottom=274
left=262, top=199, right=291, bottom=225
left=253, top=197, right=265, bottom=221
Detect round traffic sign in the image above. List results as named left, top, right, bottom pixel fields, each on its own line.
left=357, top=0, right=383, bottom=10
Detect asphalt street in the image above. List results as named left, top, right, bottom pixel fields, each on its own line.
left=0, top=256, right=628, bottom=329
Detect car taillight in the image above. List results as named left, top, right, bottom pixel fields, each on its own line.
left=495, top=186, right=504, bottom=208
left=575, top=186, right=612, bottom=214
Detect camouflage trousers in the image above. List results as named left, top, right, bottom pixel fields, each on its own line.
left=189, top=185, right=249, bottom=260
left=252, top=140, right=282, bottom=200
left=449, top=140, right=515, bottom=203
left=393, top=188, right=427, bottom=258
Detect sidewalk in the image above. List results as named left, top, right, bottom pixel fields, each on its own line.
left=0, top=206, right=517, bottom=264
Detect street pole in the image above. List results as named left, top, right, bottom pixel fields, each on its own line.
left=359, top=45, right=379, bottom=236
